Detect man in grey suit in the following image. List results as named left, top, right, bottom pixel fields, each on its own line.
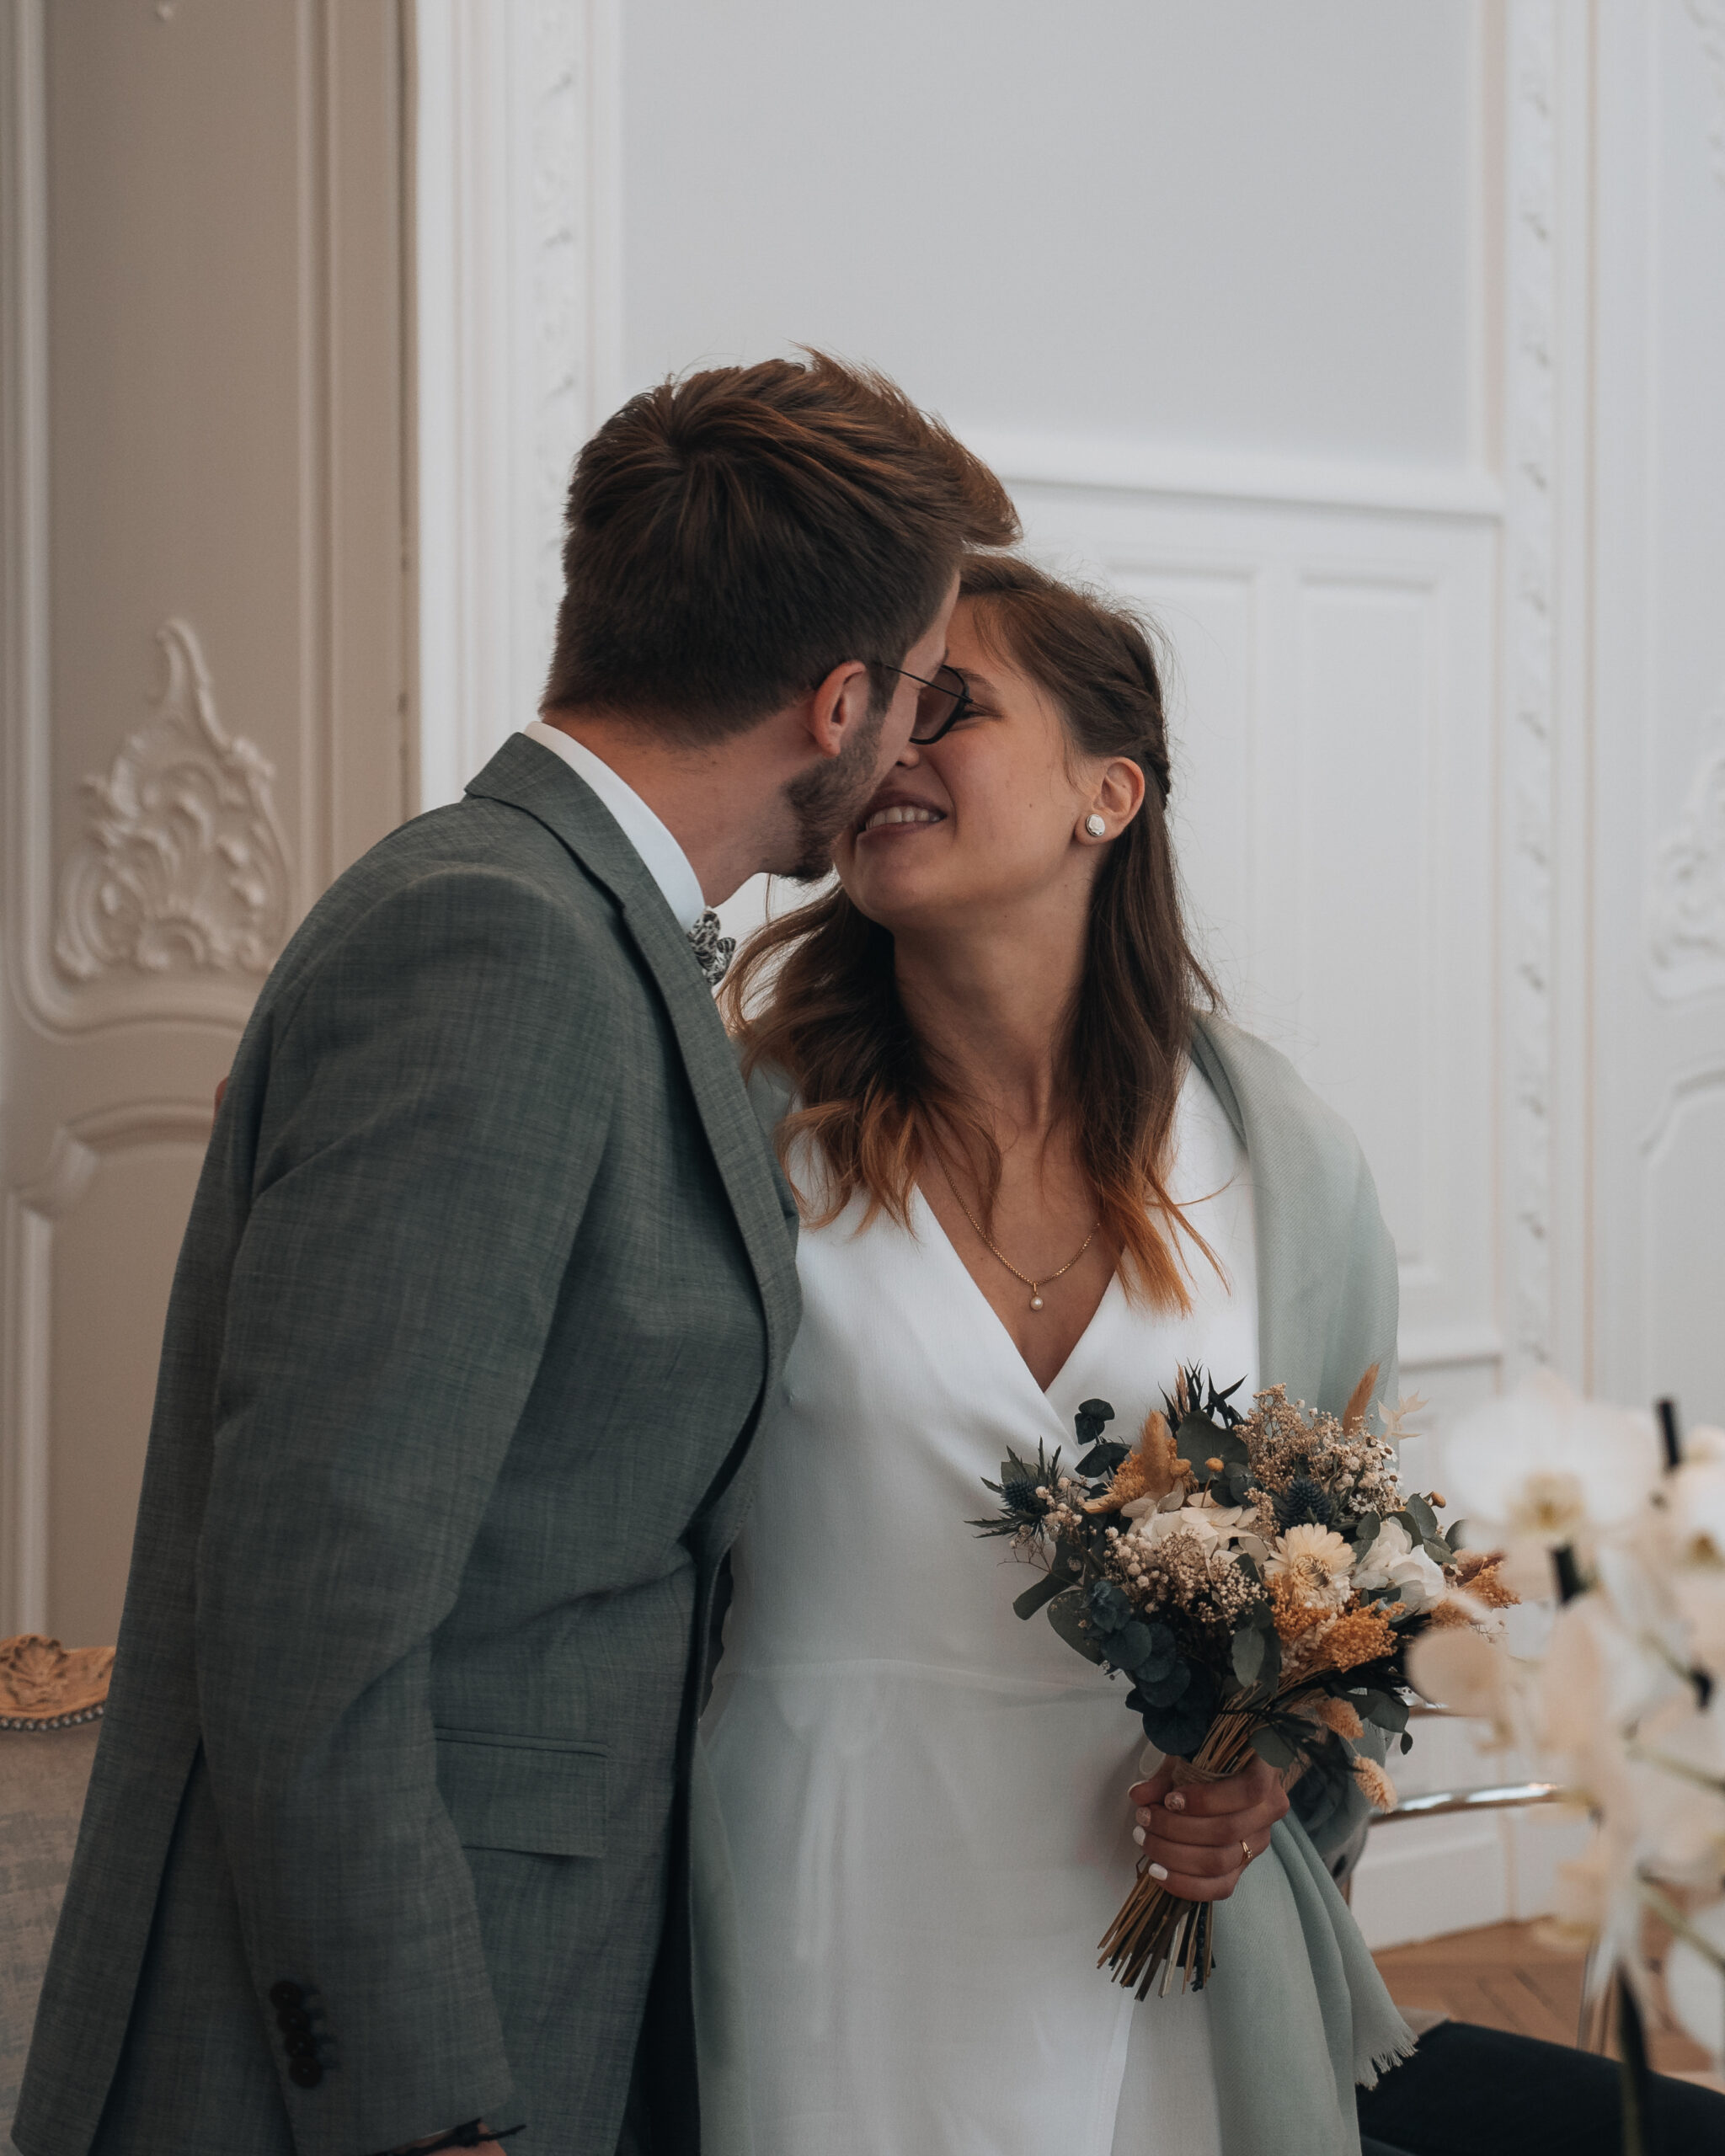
left=14, top=355, right=1016, bottom=2156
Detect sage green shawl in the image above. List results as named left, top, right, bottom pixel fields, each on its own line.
left=699, top=1013, right=1416, bottom=2155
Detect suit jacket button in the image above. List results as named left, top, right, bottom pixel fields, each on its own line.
left=277, top=2007, right=312, bottom=2036
left=270, top=1981, right=305, bottom=2010
left=288, top=2059, right=323, bottom=2089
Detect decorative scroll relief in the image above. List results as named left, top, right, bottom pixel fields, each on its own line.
left=1648, top=698, right=1725, bottom=1000
left=52, top=619, right=291, bottom=988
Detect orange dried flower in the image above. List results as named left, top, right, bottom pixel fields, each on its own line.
left=1307, top=1607, right=1398, bottom=1674
left=1426, top=1597, right=1477, bottom=1629
left=1087, top=1408, right=1185, bottom=1513
left=1462, top=1563, right=1517, bottom=1609
left=1269, top=1577, right=1334, bottom=1646
left=1352, top=1756, right=1397, bottom=1811
left=1312, top=1696, right=1365, bottom=1741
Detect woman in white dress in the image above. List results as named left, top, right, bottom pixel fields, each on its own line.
left=707, top=555, right=1410, bottom=2155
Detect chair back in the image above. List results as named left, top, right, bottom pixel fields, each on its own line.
left=0, top=1637, right=113, bottom=2130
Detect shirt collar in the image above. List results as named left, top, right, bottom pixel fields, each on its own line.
left=520, top=722, right=707, bottom=933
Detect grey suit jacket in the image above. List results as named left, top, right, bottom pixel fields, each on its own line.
left=13, top=735, right=800, bottom=2156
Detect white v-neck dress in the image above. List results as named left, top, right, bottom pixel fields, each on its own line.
left=706, top=1065, right=1258, bottom=2156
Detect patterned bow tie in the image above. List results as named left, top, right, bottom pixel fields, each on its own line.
left=687, top=908, right=735, bottom=986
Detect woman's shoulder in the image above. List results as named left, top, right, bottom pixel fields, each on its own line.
left=1190, top=1013, right=1378, bottom=1216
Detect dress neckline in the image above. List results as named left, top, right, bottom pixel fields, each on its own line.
left=911, top=1182, right=1124, bottom=1409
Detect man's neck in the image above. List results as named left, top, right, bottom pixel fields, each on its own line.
left=543, top=709, right=772, bottom=909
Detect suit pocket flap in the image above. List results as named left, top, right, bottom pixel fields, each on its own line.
left=435, top=1730, right=607, bottom=1859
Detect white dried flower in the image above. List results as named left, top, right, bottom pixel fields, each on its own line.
left=1354, top=1518, right=1445, bottom=1614
left=1263, top=1523, right=1355, bottom=1608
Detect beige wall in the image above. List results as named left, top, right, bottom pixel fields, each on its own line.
left=0, top=0, right=414, bottom=1646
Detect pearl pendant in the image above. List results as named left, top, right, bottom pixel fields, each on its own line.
left=1029, top=1293, right=1044, bottom=1310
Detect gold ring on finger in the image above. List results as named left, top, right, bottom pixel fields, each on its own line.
left=1241, top=1838, right=1252, bottom=1866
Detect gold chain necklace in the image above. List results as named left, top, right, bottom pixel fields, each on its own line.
left=943, top=1173, right=1102, bottom=1313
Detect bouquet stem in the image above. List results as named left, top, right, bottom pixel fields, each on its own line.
left=1099, top=1713, right=1261, bottom=1998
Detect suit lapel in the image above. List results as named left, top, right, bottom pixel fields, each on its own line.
left=466, top=737, right=801, bottom=1387
left=1190, top=1015, right=1329, bottom=1410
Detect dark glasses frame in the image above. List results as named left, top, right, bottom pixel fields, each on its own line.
left=881, top=661, right=974, bottom=745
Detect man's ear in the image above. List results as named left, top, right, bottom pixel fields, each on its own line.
left=804, top=660, right=873, bottom=760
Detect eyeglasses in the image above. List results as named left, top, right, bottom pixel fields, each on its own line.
left=883, top=661, right=975, bottom=745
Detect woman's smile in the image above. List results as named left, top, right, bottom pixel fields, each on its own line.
left=857, top=792, right=948, bottom=836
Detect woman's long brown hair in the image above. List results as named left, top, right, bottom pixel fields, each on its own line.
left=720, top=553, right=1220, bottom=1309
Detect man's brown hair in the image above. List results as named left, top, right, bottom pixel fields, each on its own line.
left=541, top=352, right=1018, bottom=737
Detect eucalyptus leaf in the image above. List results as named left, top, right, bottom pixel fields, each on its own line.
left=1403, top=1493, right=1439, bottom=1542
left=1138, top=1657, right=1193, bottom=1708
left=1077, top=1398, right=1115, bottom=1422
left=1231, top=1626, right=1268, bottom=1685
left=1141, top=1665, right=1219, bottom=1757
left=1352, top=1510, right=1381, bottom=1551
left=1045, top=1587, right=1105, bottom=1665
left=1108, top=1620, right=1154, bottom=1673
left=1086, top=1580, right=1133, bottom=1634
left=1012, top=1572, right=1066, bottom=1622
left=1077, top=1440, right=1130, bottom=1477
left=1250, top=1724, right=1300, bottom=1769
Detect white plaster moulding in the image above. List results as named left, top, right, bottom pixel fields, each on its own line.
left=1637, top=1059, right=1725, bottom=1159
left=1, top=1, right=291, bottom=1043
left=954, top=427, right=1506, bottom=522
left=3, top=1100, right=215, bottom=1636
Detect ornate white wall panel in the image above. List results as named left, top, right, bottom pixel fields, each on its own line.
left=0, top=0, right=410, bottom=1635
left=1590, top=0, right=1725, bottom=1428
left=999, top=481, right=1500, bottom=1423
left=51, top=619, right=291, bottom=1009
left=1647, top=694, right=1725, bottom=1000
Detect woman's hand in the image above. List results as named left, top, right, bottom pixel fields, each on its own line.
left=1126, top=1754, right=1290, bottom=1902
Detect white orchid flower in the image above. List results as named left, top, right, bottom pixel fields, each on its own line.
left=1443, top=1371, right=1660, bottom=1583
left=1405, top=1624, right=1520, bottom=1748
left=1664, top=1897, right=1725, bottom=2068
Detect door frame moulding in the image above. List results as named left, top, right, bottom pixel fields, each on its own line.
left=413, top=0, right=622, bottom=810
left=1, top=1102, right=216, bottom=1637
left=0, top=0, right=55, bottom=1035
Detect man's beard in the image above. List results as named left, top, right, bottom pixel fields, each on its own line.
left=776, top=691, right=891, bottom=882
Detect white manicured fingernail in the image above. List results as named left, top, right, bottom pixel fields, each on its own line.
left=1164, top=1790, right=1187, bottom=1812
left=1148, top=1862, right=1169, bottom=1881
left=1132, top=1825, right=1146, bottom=1846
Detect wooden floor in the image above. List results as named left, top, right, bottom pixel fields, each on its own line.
left=1374, top=1921, right=1723, bottom=2089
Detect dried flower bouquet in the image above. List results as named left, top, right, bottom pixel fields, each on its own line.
left=973, top=1367, right=1515, bottom=1999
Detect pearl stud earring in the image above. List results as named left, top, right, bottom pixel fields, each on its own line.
left=1084, top=814, right=1107, bottom=838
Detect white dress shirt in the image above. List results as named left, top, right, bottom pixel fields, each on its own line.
left=521, top=721, right=707, bottom=932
